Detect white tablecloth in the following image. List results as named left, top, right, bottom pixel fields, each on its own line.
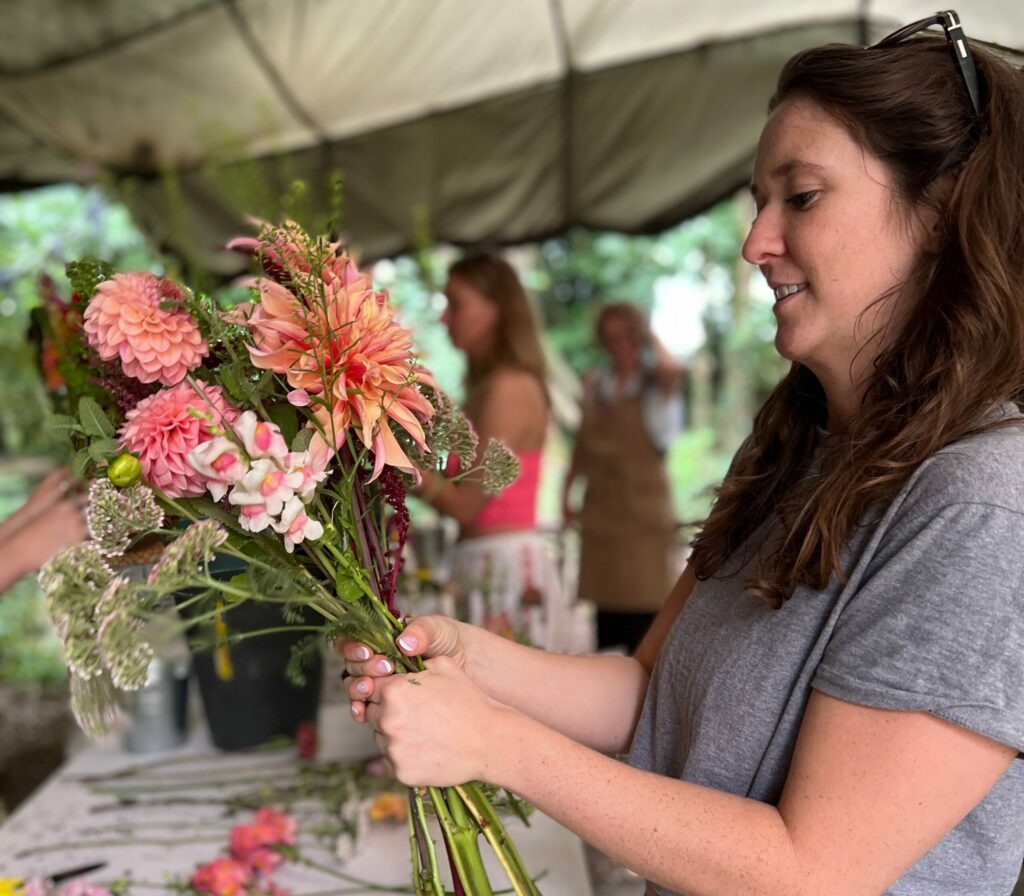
left=0, top=704, right=592, bottom=894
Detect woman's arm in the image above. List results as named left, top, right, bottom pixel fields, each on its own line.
left=346, top=565, right=697, bottom=753
left=648, top=332, right=685, bottom=396
left=0, top=494, right=87, bottom=593
left=560, top=438, right=582, bottom=525
left=367, top=670, right=1015, bottom=896
left=414, top=368, right=546, bottom=527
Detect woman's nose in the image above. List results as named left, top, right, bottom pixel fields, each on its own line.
left=741, top=209, right=785, bottom=266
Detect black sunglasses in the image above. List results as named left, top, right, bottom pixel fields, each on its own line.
left=871, top=10, right=983, bottom=117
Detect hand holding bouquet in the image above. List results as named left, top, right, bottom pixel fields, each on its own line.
left=36, top=220, right=538, bottom=896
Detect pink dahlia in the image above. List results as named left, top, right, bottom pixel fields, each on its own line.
left=119, top=382, right=239, bottom=498
left=83, top=272, right=208, bottom=385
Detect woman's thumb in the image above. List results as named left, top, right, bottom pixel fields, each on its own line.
left=396, top=616, right=451, bottom=658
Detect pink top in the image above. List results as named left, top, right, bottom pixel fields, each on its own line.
left=446, top=449, right=542, bottom=532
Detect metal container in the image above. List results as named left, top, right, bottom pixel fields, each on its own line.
left=120, top=656, right=189, bottom=753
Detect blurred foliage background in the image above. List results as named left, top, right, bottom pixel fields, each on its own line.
left=0, top=182, right=789, bottom=690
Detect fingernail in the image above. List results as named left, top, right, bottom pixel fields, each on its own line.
left=355, top=680, right=371, bottom=696
left=397, top=635, right=416, bottom=652
left=353, top=645, right=371, bottom=661
left=350, top=704, right=360, bottom=718
left=374, top=659, right=393, bottom=674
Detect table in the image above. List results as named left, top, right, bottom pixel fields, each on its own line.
left=0, top=704, right=593, bottom=894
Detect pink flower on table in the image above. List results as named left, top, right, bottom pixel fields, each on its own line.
left=272, top=496, right=324, bottom=552
left=253, top=806, right=297, bottom=844
left=188, top=436, right=247, bottom=501
left=20, top=880, right=49, bottom=896
left=83, top=272, right=208, bottom=385
left=190, top=857, right=253, bottom=896
left=119, top=382, right=239, bottom=498
left=55, top=881, right=112, bottom=896
left=229, top=806, right=297, bottom=872
left=235, top=412, right=289, bottom=461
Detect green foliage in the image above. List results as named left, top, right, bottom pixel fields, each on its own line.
left=65, top=257, right=114, bottom=300
left=285, top=634, right=325, bottom=686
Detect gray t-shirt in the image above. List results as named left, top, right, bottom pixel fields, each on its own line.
left=628, top=416, right=1024, bottom=895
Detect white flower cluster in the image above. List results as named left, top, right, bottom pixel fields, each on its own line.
left=188, top=411, right=330, bottom=553
left=85, top=480, right=165, bottom=556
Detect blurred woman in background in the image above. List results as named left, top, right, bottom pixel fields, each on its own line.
left=562, top=303, right=684, bottom=652
left=414, top=253, right=573, bottom=650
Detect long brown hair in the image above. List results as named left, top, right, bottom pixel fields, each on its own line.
left=690, top=35, right=1024, bottom=605
left=447, top=252, right=549, bottom=404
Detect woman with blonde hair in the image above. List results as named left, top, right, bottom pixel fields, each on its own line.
left=415, top=252, right=570, bottom=650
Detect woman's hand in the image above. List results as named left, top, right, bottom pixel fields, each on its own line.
left=338, top=615, right=470, bottom=722
left=364, top=655, right=512, bottom=787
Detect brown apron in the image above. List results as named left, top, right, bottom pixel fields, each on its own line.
left=576, top=385, right=677, bottom=613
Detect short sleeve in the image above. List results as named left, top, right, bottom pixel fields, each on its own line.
left=813, top=500, right=1024, bottom=751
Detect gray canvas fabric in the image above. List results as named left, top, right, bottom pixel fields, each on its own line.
left=628, top=412, right=1024, bottom=895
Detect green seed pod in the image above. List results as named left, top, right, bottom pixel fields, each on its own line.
left=107, top=453, right=142, bottom=488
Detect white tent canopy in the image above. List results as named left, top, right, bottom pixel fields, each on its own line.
left=2, top=1, right=1022, bottom=267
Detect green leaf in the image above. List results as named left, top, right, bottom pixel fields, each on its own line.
left=66, top=257, right=114, bottom=301
left=267, top=403, right=299, bottom=445
left=79, top=397, right=115, bottom=438
left=71, top=448, right=91, bottom=480
left=334, top=567, right=366, bottom=603
left=219, top=364, right=248, bottom=403
left=291, top=428, right=313, bottom=452
left=49, top=414, right=83, bottom=434
left=87, top=438, right=122, bottom=461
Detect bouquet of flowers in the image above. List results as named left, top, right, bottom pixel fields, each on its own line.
left=36, top=220, right=537, bottom=896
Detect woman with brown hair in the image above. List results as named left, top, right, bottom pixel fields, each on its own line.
left=415, top=253, right=571, bottom=650
left=562, top=302, right=684, bottom=652
left=343, top=14, right=1024, bottom=894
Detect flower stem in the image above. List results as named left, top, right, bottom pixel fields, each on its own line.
left=455, top=784, right=542, bottom=896
left=429, top=786, right=494, bottom=896
left=411, top=787, right=445, bottom=896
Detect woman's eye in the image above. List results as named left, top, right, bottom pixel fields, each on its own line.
left=787, top=190, right=819, bottom=210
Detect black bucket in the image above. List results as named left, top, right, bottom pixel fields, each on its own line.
left=176, top=555, right=323, bottom=751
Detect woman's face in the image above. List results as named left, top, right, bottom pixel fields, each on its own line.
left=441, top=274, right=499, bottom=357
left=742, top=96, right=928, bottom=391
left=599, top=317, right=641, bottom=372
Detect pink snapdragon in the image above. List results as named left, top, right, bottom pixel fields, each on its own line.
left=188, top=436, right=247, bottom=501
left=236, top=412, right=289, bottom=461
left=288, top=443, right=331, bottom=501
left=230, top=458, right=303, bottom=517
left=236, top=503, right=275, bottom=534
left=273, top=497, right=325, bottom=553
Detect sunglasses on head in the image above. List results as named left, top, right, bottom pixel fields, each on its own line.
left=871, top=10, right=983, bottom=117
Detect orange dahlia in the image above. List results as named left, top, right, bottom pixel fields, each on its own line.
left=238, top=247, right=433, bottom=480
left=83, top=272, right=208, bottom=385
